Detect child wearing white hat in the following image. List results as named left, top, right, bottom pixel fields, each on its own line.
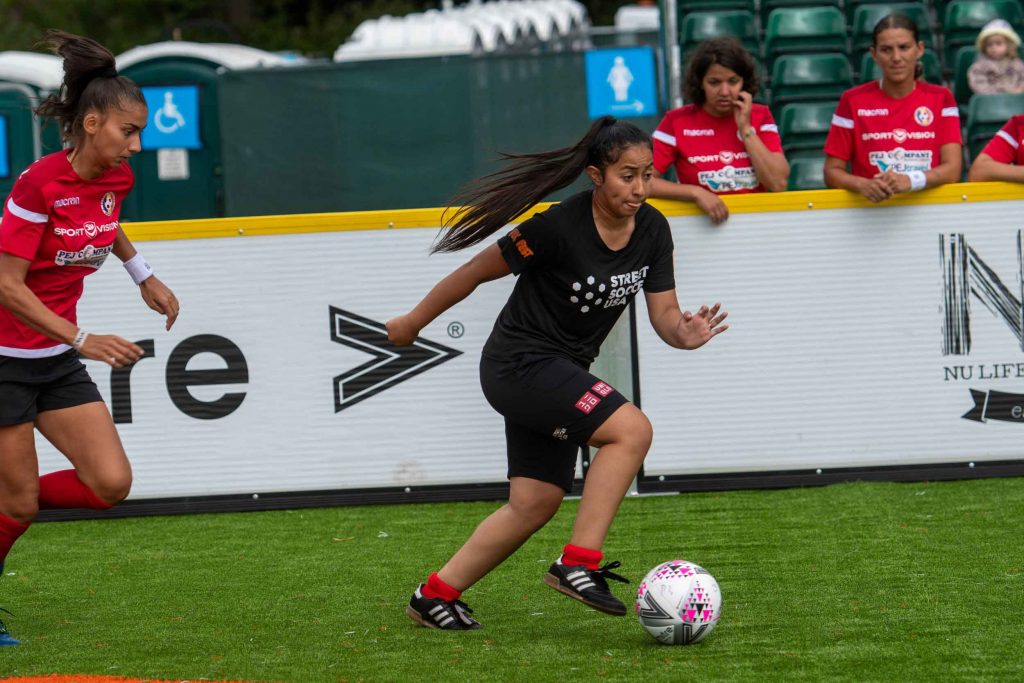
left=969, top=19, right=1024, bottom=94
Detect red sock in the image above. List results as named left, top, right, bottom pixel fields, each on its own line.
left=0, top=513, right=30, bottom=565
left=38, top=470, right=112, bottom=510
left=421, top=572, right=461, bottom=601
left=562, top=543, right=602, bottom=570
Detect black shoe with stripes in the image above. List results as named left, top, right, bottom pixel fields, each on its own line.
left=544, top=559, right=630, bottom=616
left=405, top=585, right=482, bottom=630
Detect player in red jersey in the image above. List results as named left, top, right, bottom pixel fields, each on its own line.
left=649, top=37, right=790, bottom=224
left=824, top=14, right=963, bottom=202
left=0, top=31, right=179, bottom=646
left=968, top=115, right=1024, bottom=181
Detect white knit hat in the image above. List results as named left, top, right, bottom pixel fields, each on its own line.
left=976, top=19, right=1021, bottom=51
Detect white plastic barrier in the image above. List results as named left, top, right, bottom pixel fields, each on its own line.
left=33, top=184, right=1024, bottom=502
left=636, top=184, right=1024, bottom=482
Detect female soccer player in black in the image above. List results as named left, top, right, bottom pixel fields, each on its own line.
left=0, top=32, right=179, bottom=645
left=388, top=117, right=728, bottom=630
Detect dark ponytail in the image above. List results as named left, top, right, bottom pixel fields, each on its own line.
left=432, top=116, right=652, bottom=253
left=34, top=30, right=145, bottom=145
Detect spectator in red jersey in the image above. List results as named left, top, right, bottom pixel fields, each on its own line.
left=0, top=31, right=179, bottom=646
left=649, top=37, right=789, bottom=225
left=824, top=14, right=963, bottom=202
left=968, top=115, right=1024, bottom=181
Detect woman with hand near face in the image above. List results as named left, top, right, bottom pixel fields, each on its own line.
left=0, top=31, right=179, bottom=646
left=649, top=37, right=790, bottom=225
left=824, top=14, right=962, bottom=202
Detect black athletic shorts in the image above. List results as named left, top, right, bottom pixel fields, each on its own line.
left=0, top=349, right=103, bottom=426
left=480, top=354, right=629, bottom=492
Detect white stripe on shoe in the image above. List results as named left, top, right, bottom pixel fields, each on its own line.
left=429, top=604, right=456, bottom=627
left=566, top=570, right=595, bottom=591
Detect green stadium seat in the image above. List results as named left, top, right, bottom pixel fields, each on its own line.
left=770, top=53, right=854, bottom=106
left=952, top=45, right=978, bottom=106
left=942, top=0, right=1024, bottom=65
left=858, top=50, right=943, bottom=84
left=761, top=0, right=842, bottom=24
left=776, top=101, right=838, bottom=153
left=678, top=0, right=757, bottom=15
left=966, top=93, right=1024, bottom=160
left=680, top=10, right=759, bottom=57
left=851, top=3, right=934, bottom=55
left=845, top=0, right=915, bottom=23
left=754, top=59, right=770, bottom=104
left=787, top=153, right=828, bottom=190
left=764, top=7, right=848, bottom=63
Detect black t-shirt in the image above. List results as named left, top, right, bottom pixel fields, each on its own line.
left=482, top=190, right=675, bottom=368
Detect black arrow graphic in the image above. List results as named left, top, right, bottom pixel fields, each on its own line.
left=329, top=306, right=463, bottom=413
left=637, top=591, right=674, bottom=622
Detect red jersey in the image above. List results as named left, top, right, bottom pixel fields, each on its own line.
left=0, top=151, right=133, bottom=357
left=652, top=103, right=782, bottom=194
left=980, top=115, right=1024, bottom=165
left=824, top=81, right=962, bottom=178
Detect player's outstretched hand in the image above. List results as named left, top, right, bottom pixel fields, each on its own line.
left=139, top=276, right=180, bottom=330
left=78, top=334, right=145, bottom=368
left=676, top=302, right=728, bottom=350
left=386, top=315, right=419, bottom=347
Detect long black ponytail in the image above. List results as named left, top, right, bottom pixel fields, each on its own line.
left=432, top=116, right=652, bottom=253
left=34, top=30, right=146, bottom=146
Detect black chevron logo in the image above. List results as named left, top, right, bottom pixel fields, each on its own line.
left=329, top=306, right=463, bottom=413
left=676, top=622, right=709, bottom=645
left=638, top=592, right=674, bottom=622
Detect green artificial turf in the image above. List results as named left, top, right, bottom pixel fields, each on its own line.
left=1, top=477, right=1021, bottom=682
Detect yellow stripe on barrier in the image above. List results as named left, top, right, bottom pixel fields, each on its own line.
left=123, top=182, right=1024, bottom=242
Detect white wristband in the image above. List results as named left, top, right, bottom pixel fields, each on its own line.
left=72, top=329, right=89, bottom=350
left=906, top=170, right=927, bottom=191
left=123, top=253, right=153, bottom=285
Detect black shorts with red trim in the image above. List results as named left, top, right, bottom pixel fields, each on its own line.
left=480, top=354, right=628, bottom=492
left=0, top=349, right=103, bottom=426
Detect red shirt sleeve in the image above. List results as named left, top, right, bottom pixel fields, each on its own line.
left=939, top=89, right=963, bottom=145
left=823, top=92, right=854, bottom=160
left=755, top=107, right=783, bottom=153
left=652, top=113, right=679, bottom=175
left=980, top=117, right=1020, bottom=163
left=0, top=175, right=49, bottom=261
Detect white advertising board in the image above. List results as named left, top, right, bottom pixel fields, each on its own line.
left=637, top=194, right=1024, bottom=477
left=32, top=186, right=1024, bottom=501
left=36, top=224, right=519, bottom=499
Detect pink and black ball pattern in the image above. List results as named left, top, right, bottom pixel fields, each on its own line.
left=635, top=559, right=722, bottom=645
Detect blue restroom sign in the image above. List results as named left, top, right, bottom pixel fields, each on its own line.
left=584, top=47, right=658, bottom=119
left=141, top=85, right=201, bottom=150
left=0, top=115, right=8, bottom=177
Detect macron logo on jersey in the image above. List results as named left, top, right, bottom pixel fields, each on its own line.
left=53, top=196, right=80, bottom=208
left=683, top=129, right=715, bottom=136
left=857, top=108, right=889, bottom=116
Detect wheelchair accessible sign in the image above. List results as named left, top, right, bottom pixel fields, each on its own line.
left=0, top=115, right=8, bottom=177
left=141, top=85, right=201, bottom=150
left=584, top=47, right=657, bottom=119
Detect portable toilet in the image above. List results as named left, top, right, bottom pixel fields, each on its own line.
left=116, top=42, right=301, bottom=221
left=0, top=51, right=63, bottom=200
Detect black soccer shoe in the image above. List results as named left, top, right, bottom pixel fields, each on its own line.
left=405, top=585, right=482, bottom=630
left=544, top=559, right=630, bottom=616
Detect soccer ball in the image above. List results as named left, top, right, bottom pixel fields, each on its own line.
left=635, top=559, right=721, bottom=645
